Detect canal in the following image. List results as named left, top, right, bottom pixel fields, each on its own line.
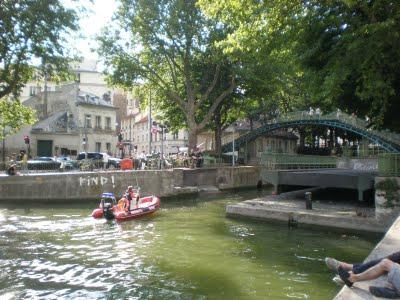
left=0, top=189, right=379, bottom=299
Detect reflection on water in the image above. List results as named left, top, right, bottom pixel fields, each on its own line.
left=0, top=190, right=379, bottom=299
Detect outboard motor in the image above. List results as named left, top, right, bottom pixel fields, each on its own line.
left=103, top=203, right=115, bottom=220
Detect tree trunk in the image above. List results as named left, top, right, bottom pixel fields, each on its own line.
left=188, top=127, right=198, bottom=153
left=214, top=110, right=222, bottom=156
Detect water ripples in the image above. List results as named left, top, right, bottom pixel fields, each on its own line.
left=0, top=209, right=163, bottom=299
left=0, top=194, right=377, bottom=299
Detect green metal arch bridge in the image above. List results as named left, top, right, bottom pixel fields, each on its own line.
left=221, top=111, right=400, bottom=153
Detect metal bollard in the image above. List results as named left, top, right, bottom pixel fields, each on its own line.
left=305, top=192, right=312, bottom=210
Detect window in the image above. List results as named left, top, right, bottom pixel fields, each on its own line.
left=85, top=115, right=92, bottom=128
left=105, top=117, right=111, bottom=129
left=95, top=116, right=101, bottom=128
left=29, top=86, right=37, bottom=96
left=95, top=142, right=101, bottom=152
left=106, top=143, right=111, bottom=152
left=172, top=132, right=178, bottom=140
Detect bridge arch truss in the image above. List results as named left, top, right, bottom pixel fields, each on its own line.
left=222, top=113, right=400, bottom=153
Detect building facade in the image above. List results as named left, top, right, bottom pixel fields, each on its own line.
left=2, top=60, right=117, bottom=159
left=120, top=110, right=188, bottom=156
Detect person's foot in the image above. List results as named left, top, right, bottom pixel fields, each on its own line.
left=338, top=266, right=353, bottom=287
left=332, top=275, right=345, bottom=286
left=325, top=257, right=341, bottom=271
left=369, top=286, right=400, bottom=299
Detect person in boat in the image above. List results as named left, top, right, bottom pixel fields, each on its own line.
left=124, top=186, right=141, bottom=211
left=124, top=186, right=134, bottom=211
left=326, top=252, right=400, bottom=298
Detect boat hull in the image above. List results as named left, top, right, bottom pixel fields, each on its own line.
left=114, top=196, right=160, bottom=222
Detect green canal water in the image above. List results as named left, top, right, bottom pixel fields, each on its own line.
left=0, top=190, right=379, bottom=299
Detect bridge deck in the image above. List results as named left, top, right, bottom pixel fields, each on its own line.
left=262, top=168, right=378, bottom=201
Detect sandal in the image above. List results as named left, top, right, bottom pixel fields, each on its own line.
left=338, top=266, right=353, bottom=287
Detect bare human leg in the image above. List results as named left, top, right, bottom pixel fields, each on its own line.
left=349, top=259, right=394, bottom=283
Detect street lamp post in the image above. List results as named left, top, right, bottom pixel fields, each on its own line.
left=160, top=126, right=164, bottom=170
left=2, top=128, right=5, bottom=163
left=232, top=124, right=235, bottom=167
left=83, top=118, right=88, bottom=159
left=148, top=90, right=152, bottom=154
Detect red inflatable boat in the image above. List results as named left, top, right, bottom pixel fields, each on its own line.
left=113, top=195, right=160, bottom=222
left=92, top=192, right=160, bottom=221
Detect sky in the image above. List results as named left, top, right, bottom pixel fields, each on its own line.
left=63, top=0, right=118, bottom=63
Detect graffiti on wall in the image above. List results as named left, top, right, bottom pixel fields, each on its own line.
left=79, top=175, right=116, bottom=188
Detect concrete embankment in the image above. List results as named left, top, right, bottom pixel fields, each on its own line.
left=226, top=189, right=393, bottom=233
left=334, top=216, right=400, bottom=300
left=0, top=166, right=261, bottom=201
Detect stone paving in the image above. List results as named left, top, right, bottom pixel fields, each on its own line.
left=226, top=189, right=393, bottom=233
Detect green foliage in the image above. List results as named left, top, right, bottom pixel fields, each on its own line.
left=199, top=0, right=400, bottom=131
left=199, top=0, right=307, bottom=119
left=98, top=0, right=237, bottom=149
left=0, top=98, right=37, bottom=138
left=375, top=178, right=400, bottom=208
left=293, top=0, right=400, bottom=130
left=0, top=0, right=79, bottom=99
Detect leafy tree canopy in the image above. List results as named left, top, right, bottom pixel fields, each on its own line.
left=296, top=0, right=400, bottom=130
left=0, top=98, right=37, bottom=139
left=0, top=0, right=79, bottom=99
left=200, top=0, right=400, bottom=131
left=98, top=0, right=236, bottom=150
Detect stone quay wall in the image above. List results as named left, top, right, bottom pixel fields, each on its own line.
left=0, top=166, right=262, bottom=202
left=335, top=215, right=400, bottom=300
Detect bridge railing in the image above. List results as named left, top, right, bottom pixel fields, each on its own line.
left=378, top=153, right=400, bottom=176
left=261, top=152, right=337, bottom=170
left=225, top=110, right=400, bottom=153
left=273, top=110, right=400, bottom=145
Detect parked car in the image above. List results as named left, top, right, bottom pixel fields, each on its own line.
left=76, top=152, right=104, bottom=169
left=56, top=156, right=78, bottom=170
left=27, top=157, right=61, bottom=170
left=107, top=157, right=121, bottom=169
left=76, top=152, right=122, bottom=170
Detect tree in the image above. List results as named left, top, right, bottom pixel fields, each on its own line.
left=0, top=0, right=79, bottom=138
left=0, top=0, right=79, bottom=99
left=98, top=0, right=236, bottom=151
left=0, top=98, right=36, bottom=139
left=199, top=0, right=307, bottom=118
left=202, top=0, right=400, bottom=131
left=113, top=91, right=128, bottom=132
left=294, top=0, right=400, bottom=130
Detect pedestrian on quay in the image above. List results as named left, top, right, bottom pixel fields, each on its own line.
left=22, top=151, right=28, bottom=174
left=6, top=163, right=18, bottom=176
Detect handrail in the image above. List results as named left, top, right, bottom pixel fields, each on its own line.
left=260, top=152, right=337, bottom=170
left=222, top=110, right=400, bottom=153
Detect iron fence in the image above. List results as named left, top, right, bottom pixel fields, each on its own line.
left=378, top=153, right=400, bottom=176
left=261, top=152, right=337, bottom=170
